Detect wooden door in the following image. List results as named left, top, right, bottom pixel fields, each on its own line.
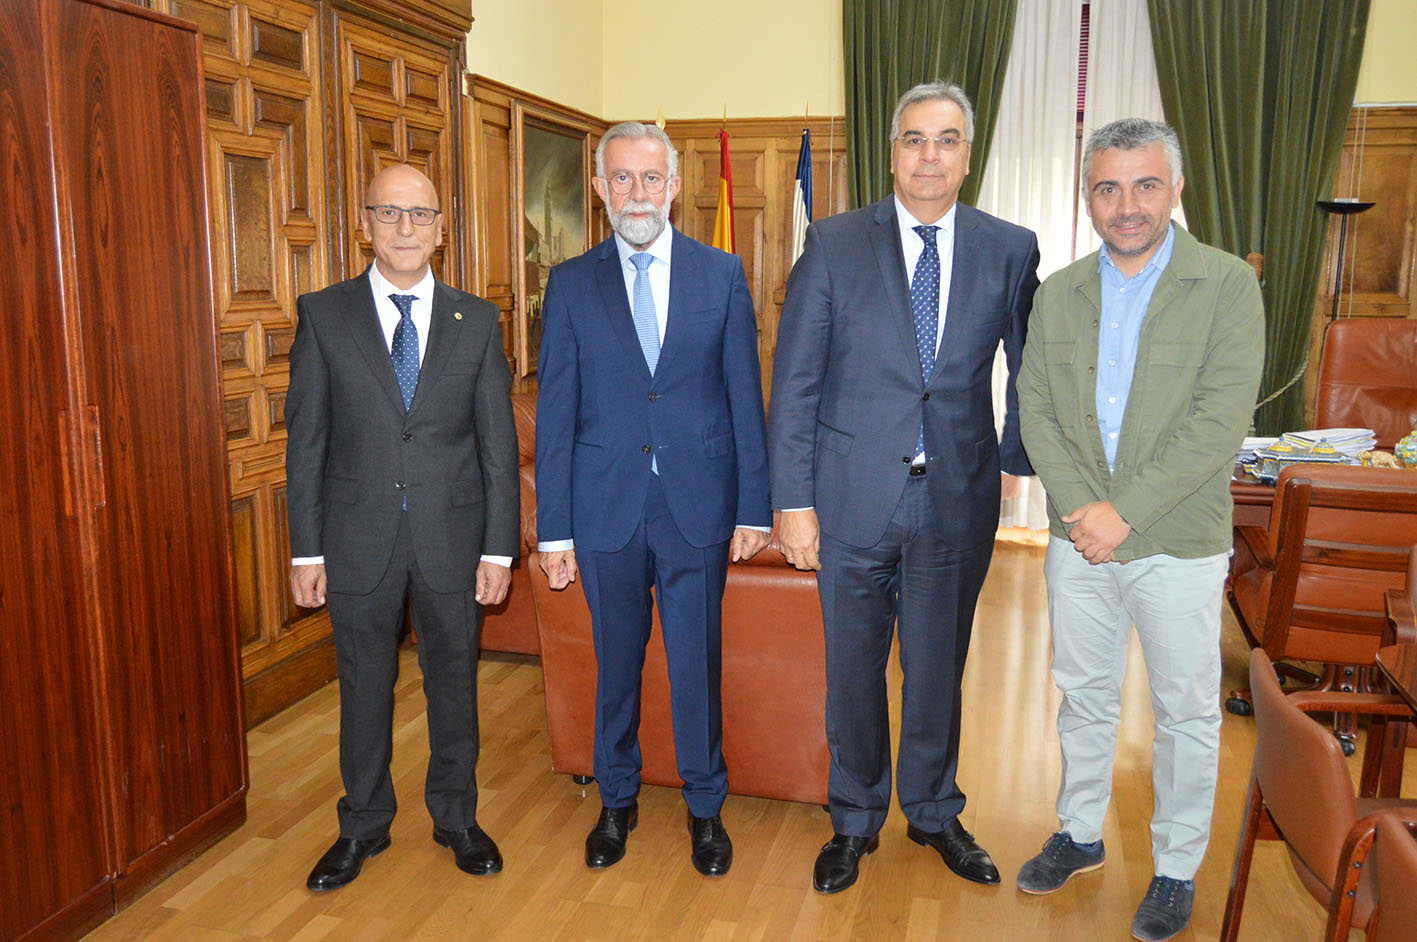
left=0, top=3, right=113, bottom=936
left=48, top=0, right=247, bottom=884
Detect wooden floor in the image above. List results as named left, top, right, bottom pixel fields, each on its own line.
left=88, top=540, right=1406, bottom=941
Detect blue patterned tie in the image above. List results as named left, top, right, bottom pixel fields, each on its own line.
left=911, top=225, right=940, bottom=458
left=389, top=294, right=419, bottom=411
left=630, top=253, right=660, bottom=375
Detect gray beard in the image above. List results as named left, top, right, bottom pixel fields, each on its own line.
left=609, top=198, right=668, bottom=247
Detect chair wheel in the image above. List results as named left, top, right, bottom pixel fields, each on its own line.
left=572, top=774, right=594, bottom=785
left=1338, top=735, right=1357, bottom=757
left=1226, top=696, right=1253, bottom=716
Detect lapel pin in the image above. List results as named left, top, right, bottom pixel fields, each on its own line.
left=454, top=311, right=463, bottom=320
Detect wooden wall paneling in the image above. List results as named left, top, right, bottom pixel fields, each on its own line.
left=1304, top=105, right=1417, bottom=425
left=0, top=2, right=113, bottom=937
left=335, top=14, right=457, bottom=283
left=166, top=0, right=340, bottom=727
left=663, top=117, right=848, bottom=402
left=466, top=76, right=608, bottom=385
left=466, top=89, right=518, bottom=370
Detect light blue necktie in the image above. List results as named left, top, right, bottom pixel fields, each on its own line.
left=910, top=225, right=940, bottom=458
left=389, top=293, right=419, bottom=411
left=630, top=252, right=660, bottom=473
left=631, top=252, right=660, bottom=375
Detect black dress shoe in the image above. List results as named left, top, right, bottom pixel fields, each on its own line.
left=688, top=812, right=733, bottom=876
left=585, top=803, right=637, bottom=869
left=812, top=833, right=879, bottom=894
left=433, top=824, right=503, bottom=875
left=907, top=819, right=1000, bottom=885
left=305, top=834, right=391, bottom=891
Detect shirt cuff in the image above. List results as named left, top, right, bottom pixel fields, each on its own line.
left=738, top=525, right=771, bottom=533
left=777, top=507, right=814, bottom=513
left=537, top=539, right=575, bottom=553
left=291, top=556, right=324, bottom=566
left=479, top=555, right=512, bottom=568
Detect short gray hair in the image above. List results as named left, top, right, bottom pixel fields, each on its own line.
left=595, top=121, right=678, bottom=180
left=1082, top=118, right=1183, bottom=186
left=889, top=81, right=975, bottom=144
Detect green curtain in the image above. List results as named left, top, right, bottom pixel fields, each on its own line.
left=843, top=0, right=1019, bottom=209
left=1148, top=0, right=1369, bottom=434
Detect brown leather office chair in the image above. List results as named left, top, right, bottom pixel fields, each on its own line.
left=1314, top=317, right=1417, bottom=450
left=1371, top=812, right=1417, bottom=942
left=1227, top=465, right=1417, bottom=752
left=1221, top=650, right=1417, bottom=942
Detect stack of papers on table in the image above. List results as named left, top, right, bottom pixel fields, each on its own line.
left=1279, top=428, right=1377, bottom=458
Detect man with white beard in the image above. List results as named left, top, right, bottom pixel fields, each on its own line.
left=535, top=122, right=771, bottom=876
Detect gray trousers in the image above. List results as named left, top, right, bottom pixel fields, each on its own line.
left=1043, top=536, right=1227, bottom=880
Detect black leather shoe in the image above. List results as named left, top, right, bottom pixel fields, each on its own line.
left=688, top=812, right=733, bottom=876
left=433, top=824, right=503, bottom=875
left=812, top=833, right=879, bottom=894
left=907, top=819, right=1000, bottom=885
left=305, top=834, right=391, bottom=891
left=585, top=803, right=637, bottom=869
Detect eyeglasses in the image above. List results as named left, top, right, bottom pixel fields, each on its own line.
left=604, top=171, right=669, bottom=195
left=365, top=205, right=441, bottom=226
left=895, top=134, right=967, bottom=153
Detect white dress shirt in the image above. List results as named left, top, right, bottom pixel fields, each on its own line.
left=292, top=263, right=511, bottom=569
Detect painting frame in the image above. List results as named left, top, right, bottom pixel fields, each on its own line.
left=511, top=101, right=593, bottom=378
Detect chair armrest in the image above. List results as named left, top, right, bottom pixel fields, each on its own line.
left=1234, top=525, right=1275, bottom=569
left=1389, top=587, right=1417, bottom=646
left=1289, top=690, right=1416, bottom=718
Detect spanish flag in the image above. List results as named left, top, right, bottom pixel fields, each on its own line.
left=711, top=129, right=735, bottom=253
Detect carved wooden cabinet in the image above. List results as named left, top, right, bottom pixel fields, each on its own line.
left=150, top=0, right=472, bottom=725
left=0, top=1, right=246, bottom=938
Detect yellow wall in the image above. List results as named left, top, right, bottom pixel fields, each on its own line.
left=467, top=0, right=1414, bottom=117
left=466, top=0, right=605, bottom=116
left=1356, top=0, right=1417, bottom=104
left=600, top=0, right=843, bottom=120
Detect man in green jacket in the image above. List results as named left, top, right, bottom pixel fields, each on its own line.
left=1016, top=118, right=1264, bottom=942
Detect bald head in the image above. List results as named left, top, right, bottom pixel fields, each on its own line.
left=361, top=163, right=444, bottom=289
left=365, top=163, right=439, bottom=210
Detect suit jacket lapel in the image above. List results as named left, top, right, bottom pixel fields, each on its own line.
left=593, top=238, right=654, bottom=382
left=408, top=279, right=463, bottom=417
left=658, top=229, right=698, bottom=372
left=868, top=198, right=921, bottom=375
left=345, top=272, right=406, bottom=413
left=934, top=204, right=977, bottom=383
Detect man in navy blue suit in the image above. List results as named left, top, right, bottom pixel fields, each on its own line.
left=535, top=121, right=771, bottom=877
left=770, top=82, right=1040, bottom=894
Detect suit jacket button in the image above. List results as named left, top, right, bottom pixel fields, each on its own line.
left=649, top=392, right=658, bottom=401
left=402, top=432, right=412, bottom=441
left=922, top=392, right=930, bottom=401
left=642, top=445, right=651, bottom=454
left=395, top=481, right=407, bottom=490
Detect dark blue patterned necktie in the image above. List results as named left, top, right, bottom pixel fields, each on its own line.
left=389, top=293, right=419, bottom=411
left=911, top=225, right=940, bottom=456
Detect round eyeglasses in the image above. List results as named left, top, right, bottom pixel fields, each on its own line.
left=604, top=171, right=669, bottom=196
left=365, top=205, right=441, bottom=226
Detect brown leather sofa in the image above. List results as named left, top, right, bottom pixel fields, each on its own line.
left=478, top=392, right=540, bottom=655
left=517, top=395, right=831, bottom=805
left=1314, top=317, right=1417, bottom=450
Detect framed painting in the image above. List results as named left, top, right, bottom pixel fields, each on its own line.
left=512, top=102, right=592, bottom=377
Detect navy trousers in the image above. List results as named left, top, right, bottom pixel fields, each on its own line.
left=577, top=474, right=731, bottom=818
left=817, top=474, right=994, bottom=837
